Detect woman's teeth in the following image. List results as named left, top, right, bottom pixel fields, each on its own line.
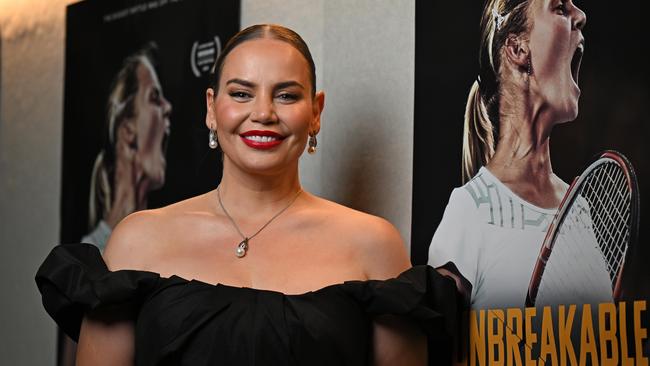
left=245, top=135, right=278, bottom=142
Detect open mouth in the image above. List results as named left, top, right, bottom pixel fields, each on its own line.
left=161, top=131, right=170, bottom=155
left=570, top=41, right=584, bottom=85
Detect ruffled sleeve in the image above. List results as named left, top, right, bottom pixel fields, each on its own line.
left=35, top=243, right=161, bottom=341
left=342, top=264, right=470, bottom=365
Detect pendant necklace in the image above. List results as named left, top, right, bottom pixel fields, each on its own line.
left=216, top=186, right=303, bottom=258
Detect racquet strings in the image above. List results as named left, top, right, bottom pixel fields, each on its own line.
left=536, top=159, right=630, bottom=306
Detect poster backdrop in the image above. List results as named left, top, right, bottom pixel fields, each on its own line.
left=60, top=0, right=239, bottom=363
left=413, top=0, right=648, bottom=363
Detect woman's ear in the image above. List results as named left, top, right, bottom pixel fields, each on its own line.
left=116, top=119, right=138, bottom=156
left=205, top=88, right=217, bottom=130
left=311, top=91, right=325, bottom=134
left=504, top=35, right=530, bottom=73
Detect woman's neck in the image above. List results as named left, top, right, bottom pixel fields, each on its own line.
left=216, top=160, right=304, bottom=218
left=487, top=96, right=565, bottom=208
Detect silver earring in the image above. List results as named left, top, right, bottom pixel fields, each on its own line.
left=527, top=57, right=533, bottom=76
left=209, top=129, right=218, bottom=149
left=307, top=134, right=317, bottom=154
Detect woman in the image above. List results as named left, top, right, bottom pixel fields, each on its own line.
left=37, top=25, right=462, bottom=365
left=83, top=43, right=172, bottom=251
left=428, top=0, right=610, bottom=310
left=60, top=43, right=173, bottom=366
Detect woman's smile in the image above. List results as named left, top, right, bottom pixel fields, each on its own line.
left=240, top=130, right=286, bottom=150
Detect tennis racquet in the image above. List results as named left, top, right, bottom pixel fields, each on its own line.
left=526, top=150, right=640, bottom=307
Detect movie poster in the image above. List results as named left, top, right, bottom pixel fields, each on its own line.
left=412, top=0, right=648, bottom=364
left=60, top=0, right=239, bottom=363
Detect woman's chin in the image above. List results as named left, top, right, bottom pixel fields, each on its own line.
left=152, top=173, right=166, bottom=190
left=143, top=169, right=166, bottom=191
left=141, top=156, right=167, bottom=190
left=555, top=98, right=580, bottom=124
left=566, top=102, right=580, bottom=122
left=151, top=177, right=165, bottom=190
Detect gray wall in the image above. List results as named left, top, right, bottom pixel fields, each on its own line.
left=0, top=1, right=415, bottom=364
left=244, top=0, right=415, bottom=241
left=0, top=1, right=71, bottom=364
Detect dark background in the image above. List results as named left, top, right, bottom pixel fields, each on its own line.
left=61, top=0, right=240, bottom=244
left=412, top=0, right=649, bottom=300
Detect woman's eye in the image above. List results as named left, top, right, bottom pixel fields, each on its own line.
left=276, top=93, right=298, bottom=102
left=229, top=91, right=251, bottom=99
left=150, top=88, right=162, bottom=104
left=555, top=1, right=567, bottom=15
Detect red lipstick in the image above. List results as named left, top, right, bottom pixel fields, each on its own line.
left=240, top=130, right=285, bottom=150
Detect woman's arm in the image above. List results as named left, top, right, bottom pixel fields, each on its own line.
left=356, top=216, right=428, bottom=366
left=372, top=315, right=427, bottom=366
left=76, top=211, right=156, bottom=365
left=76, top=307, right=135, bottom=365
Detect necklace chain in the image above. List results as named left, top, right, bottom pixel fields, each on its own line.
left=216, top=186, right=302, bottom=258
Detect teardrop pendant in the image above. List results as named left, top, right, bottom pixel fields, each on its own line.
left=236, top=238, right=249, bottom=258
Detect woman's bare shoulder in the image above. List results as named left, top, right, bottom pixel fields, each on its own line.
left=103, top=192, right=216, bottom=271
left=312, top=196, right=410, bottom=279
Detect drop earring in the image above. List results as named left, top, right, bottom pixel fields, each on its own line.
left=307, top=134, right=317, bottom=154
left=209, top=129, right=218, bottom=149
left=527, top=57, right=533, bottom=76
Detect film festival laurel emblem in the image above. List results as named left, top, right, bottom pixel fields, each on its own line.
left=191, top=36, right=222, bottom=77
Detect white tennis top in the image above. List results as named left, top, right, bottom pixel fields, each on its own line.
left=81, top=219, right=112, bottom=253
left=428, top=167, right=612, bottom=310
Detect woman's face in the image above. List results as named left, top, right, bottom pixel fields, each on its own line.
left=208, top=38, right=323, bottom=176
left=527, top=0, right=586, bottom=123
left=133, top=58, right=172, bottom=188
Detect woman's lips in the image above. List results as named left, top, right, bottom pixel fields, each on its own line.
left=240, top=130, right=285, bottom=150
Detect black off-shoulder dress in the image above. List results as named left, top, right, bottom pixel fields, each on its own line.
left=35, top=243, right=466, bottom=366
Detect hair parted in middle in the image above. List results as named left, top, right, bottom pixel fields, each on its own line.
left=208, top=24, right=317, bottom=97
left=462, top=0, right=532, bottom=182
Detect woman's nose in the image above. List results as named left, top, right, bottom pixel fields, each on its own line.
left=571, top=4, right=587, bottom=31
left=250, top=96, right=278, bottom=124
left=162, top=96, right=172, bottom=117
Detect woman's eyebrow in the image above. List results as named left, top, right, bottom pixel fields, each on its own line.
left=226, top=78, right=256, bottom=88
left=225, top=79, right=305, bottom=91
left=275, top=81, right=304, bottom=90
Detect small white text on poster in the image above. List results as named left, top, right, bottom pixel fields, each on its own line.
left=104, top=0, right=183, bottom=23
